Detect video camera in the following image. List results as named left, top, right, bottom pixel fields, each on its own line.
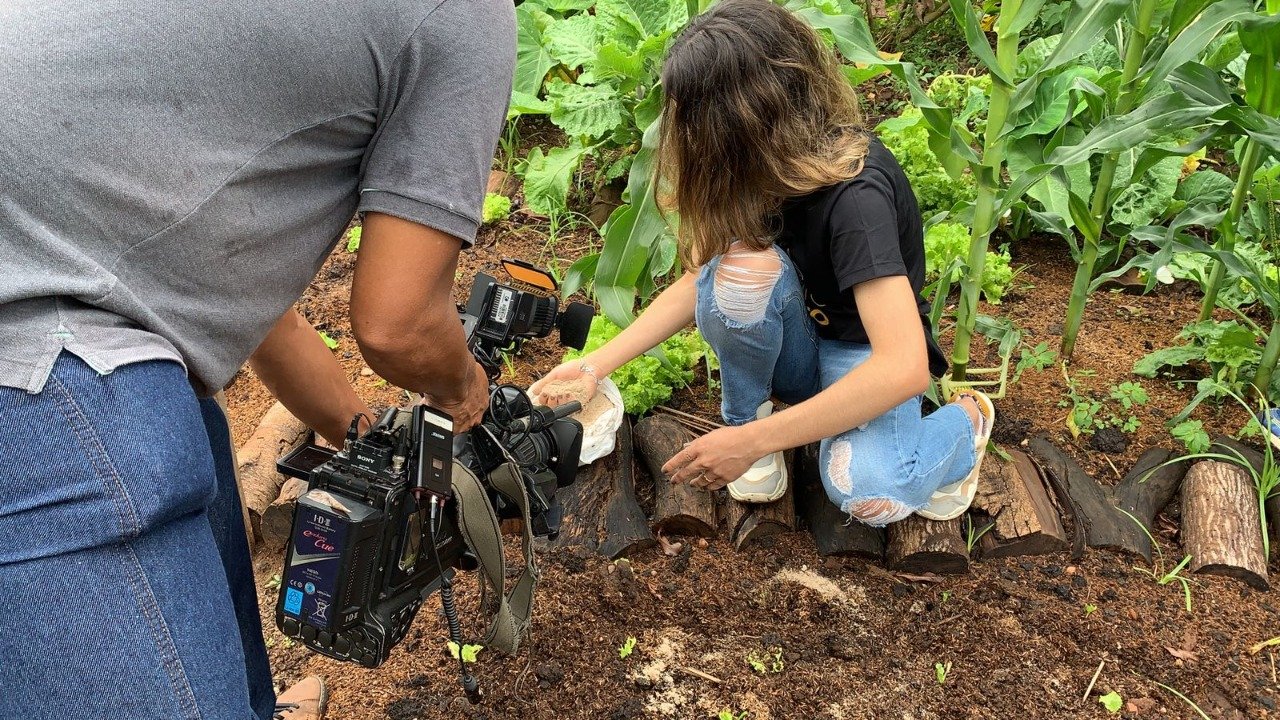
left=273, top=260, right=594, bottom=698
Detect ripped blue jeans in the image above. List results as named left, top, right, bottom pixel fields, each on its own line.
left=694, top=245, right=976, bottom=526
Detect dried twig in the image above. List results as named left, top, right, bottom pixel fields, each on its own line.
left=677, top=667, right=724, bottom=684
left=1082, top=659, right=1105, bottom=703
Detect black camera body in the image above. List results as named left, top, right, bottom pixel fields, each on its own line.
left=274, top=260, right=593, bottom=669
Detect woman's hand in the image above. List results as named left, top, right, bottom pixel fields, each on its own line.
left=530, top=359, right=600, bottom=407
left=662, top=425, right=763, bottom=491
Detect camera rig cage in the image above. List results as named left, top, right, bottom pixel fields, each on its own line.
left=272, top=260, right=594, bottom=701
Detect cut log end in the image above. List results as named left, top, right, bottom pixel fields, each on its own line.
left=793, top=443, right=884, bottom=559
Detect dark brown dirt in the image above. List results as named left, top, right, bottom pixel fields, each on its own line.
left=227, top=204, right=1276, bottom=719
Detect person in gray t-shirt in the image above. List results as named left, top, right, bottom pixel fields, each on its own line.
left=0, top=1, right=514, bottom=718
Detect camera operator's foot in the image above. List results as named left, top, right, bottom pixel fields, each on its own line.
left=727, top=402, right=788, bottom=504
left=274, top=676, right=327, bottom=720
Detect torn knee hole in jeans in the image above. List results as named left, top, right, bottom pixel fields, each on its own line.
left=828, top=440, right=853, bottom=495
left=713, top=247, right=782, bottom=325
left=847, top=498, right=912, bottom=525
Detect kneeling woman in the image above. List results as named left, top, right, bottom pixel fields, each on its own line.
left=533, top=0, right=994, bottom=525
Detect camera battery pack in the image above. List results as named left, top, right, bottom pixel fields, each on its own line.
left=278, top=490, right=383, bottom=664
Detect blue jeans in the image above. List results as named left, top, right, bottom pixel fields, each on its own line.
left=694, top=247, right=976, bottom=525
left=0, top=353, right=275, bottom=719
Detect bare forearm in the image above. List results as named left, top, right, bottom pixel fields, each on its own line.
left=249, top=309, right=374, bottom=447
left=587, top=272, right=698, bottom=374
left=359, top=312, right=478, bottom=403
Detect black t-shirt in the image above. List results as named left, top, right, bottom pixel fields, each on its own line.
left=775, top=136, right=948, bottom=377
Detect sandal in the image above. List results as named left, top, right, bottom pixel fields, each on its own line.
left=916, top=389, right=995, bottom=521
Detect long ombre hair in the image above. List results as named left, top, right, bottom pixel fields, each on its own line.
left=657, top=0, right=870, bottom=267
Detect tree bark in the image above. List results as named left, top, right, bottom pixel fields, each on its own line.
left=793, top=442, right=885, bottom=559
left=634, top=415, right=717, bottom=537
left=553, top=418, right=656, bottom=558
left=971, top=448, right=1068, bottom=558
left=886, top=515, right=968, bottom=574
left=1027, top=437, right=1186, bottom=563
left=1182, top=460, right=1269, bottom=590
left=258, top=477, right=307, bottom=556
left=236, top=401, right=311, bottom=543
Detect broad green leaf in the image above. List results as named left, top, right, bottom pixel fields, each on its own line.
left=1239, top=14, right=1280, bottom=112
left=1110, top=150, right=1183, bottom=228
left=318, top=331, right=339, bottom=350
left=1015, top=34, right=1060, bottom=80
left=548, top=83, right=628, bottom=139
left=509, top=90, right=553, bottom=118
left=1099, top=691, right=1122, bottom=714
left=540, top=0, right=597, bottom=11
left=1010, top=67, right=1098, bottom=138
left=594, top=42, right=646, bottom=85
left=596, top=0, right=686, bottom=49
left=1067, top=189, right=1101, bottom=244
left=1008, top=130, right=1090, bottom=229
left=515, top=5, right=556, bottom=97
left=1203, top=32, right=1244, bottom=72
left=545, top=13, right=599, bottom=70
left=447, top=641, right=484, bottom=663
left=1134, top=345, right=1204, bottom=377
left=949, top=0, right=1012, bottom=87
left=523, top=143, right=589, bottom=216
left=1176, top=169, right=1235, bottom=207
left=1144, top=0, right=1253, bottom=91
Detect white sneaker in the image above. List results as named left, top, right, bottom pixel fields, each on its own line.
left=916, top=390, right=995, bottom=521
left=727, top=401, right=788, bottom=503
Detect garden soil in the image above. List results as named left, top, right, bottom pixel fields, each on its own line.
left=226, top=223, right=1280, bottom=719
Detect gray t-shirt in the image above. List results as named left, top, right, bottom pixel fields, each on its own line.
left=0, top=0, right=515, bottom=396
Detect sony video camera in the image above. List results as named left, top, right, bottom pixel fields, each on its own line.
left=273, top=259, right=594, bottom=678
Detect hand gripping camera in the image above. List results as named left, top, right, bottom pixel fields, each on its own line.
left=273, top=260, right=593, bottom=698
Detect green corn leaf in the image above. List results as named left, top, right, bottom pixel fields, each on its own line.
left=562, top=252, right=600, bottom=299
left=948, top=0, right=1013, bottom=87
left=1067, top=189, right=1101, bottom=245
left=1144, top=0, right=1254, bottom=92
left=1036, top=0, right=1129, bottom=77
left=1049, top=92, right=1226, bottom=167
left=1002, top=0, right=1051, bottom=36
left=1168, top=0, right=1218, bottom=39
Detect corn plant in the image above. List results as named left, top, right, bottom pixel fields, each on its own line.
left=1197, top=0, right=1280, bottom=323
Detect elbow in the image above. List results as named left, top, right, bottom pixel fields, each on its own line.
left=881, top=353, right=932, bottom=399
left=905, top=364, right=932, bottom=398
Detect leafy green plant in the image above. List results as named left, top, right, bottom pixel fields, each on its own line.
left=716, top=711, right=748, bottom=720
left=1013, top=341, right=1057, bottom=382
left=923, top=222, right=1014, bottom=304
left=1171, top=419, right=1212, bottom=454
left=344, top=226, right=362, bottom=253
left=877, top=110, right=977, bottom=217
left=619, top=636, right=637, bottom=659
left=1083, top=603, right=1097, bottom=616
left=482, top=193, right=512, bottom=225
left=1098, top=690, right=1123, bottom=714
left=1135, top=319, right=1270, bottom=400
left=447, top=641, right=484, bottom=663
left=747, top=647, right=784, bottom=674
left=564, top=316, right=710, bottom=415
left=318, top=331, right=339, bottom=351
left=934, top=661, right=951, bottom=685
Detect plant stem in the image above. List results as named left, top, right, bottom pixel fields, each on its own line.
left=1254, top=319, right=1280, bottom=397
left=949, top=0, right=1021, bottom=381
left=1197, top=138, right=1265, bottom=321
left=1060, top=0, right=1158, bottom=360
